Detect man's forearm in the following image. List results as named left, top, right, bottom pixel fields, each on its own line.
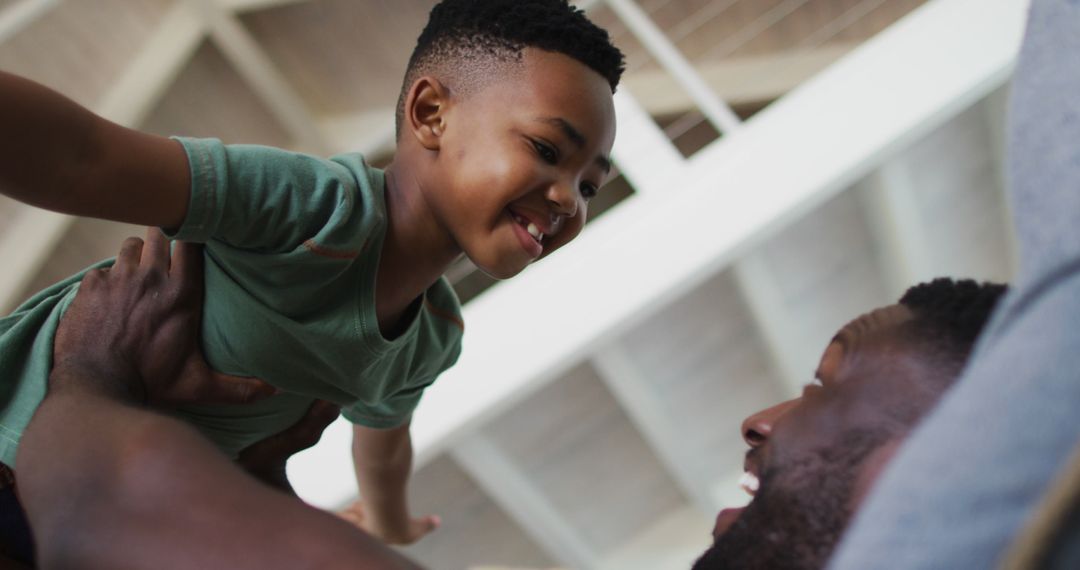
left=18, top=368, right=422, bottom=570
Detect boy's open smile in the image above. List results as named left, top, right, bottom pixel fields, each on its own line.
left=508, top=208, right=550, bottom=259
left=393, top=47, right=617, bottom=281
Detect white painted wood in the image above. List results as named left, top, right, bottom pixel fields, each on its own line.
left=612, top=270, right=787, bottom=502
left=186, top=0, right=330, bottom=154
left=610, top=90, right=684, bottom=194
left=731, top=256, right=808, bottom=397
left=0, top=0, right=59, bottom=44
left=97, top=3, right=206, bottom=127
left=290, top=0, right=1027, bottom=507
left=318, top=108, right=396, bottom=157
left=0, top=210, right=73, bottom=314
left=981, top=84, right=1018, bottom=275
left=219, top=0, right=310, bottom=12
left=858, top=155, right=936, bottom=300
left=402, top=456, right=557, bottom=569
left=749, top=192, right=893, bottom=380
left=598, top=505, right=713, bottom=570
left=894, top=102, right=1016, bottom=284
left=452, top=434, right=599, bottom=570
left=477, top=365, right=687, bottom=554
left=604, top=0, right=742, bottom=134
left=592, top=344, right=718, bottom=515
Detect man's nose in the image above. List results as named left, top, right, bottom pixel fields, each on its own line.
left=741, top=399, right=798, bottom=448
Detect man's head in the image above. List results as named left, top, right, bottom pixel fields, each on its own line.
left=393, top=0, right=624, bottom=279
left=695, top=278, right=1007, bottom=570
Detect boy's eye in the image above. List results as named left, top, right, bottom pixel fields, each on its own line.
left=580, top=182, right=599, bottom=200
left=532, top=140, right=558, bottom=164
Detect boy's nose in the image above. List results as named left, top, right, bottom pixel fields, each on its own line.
left=545, top=181, right=578, bottom=219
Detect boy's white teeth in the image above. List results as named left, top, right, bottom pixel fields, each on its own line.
left=526, top=222, right=543, bottom=242
left=739, top=472, right=759, bottom=496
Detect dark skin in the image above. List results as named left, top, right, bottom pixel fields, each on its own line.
left=15, top=231, right=424, bottom=569
left=352, top=47, right=617, bottom=543
left=0, top=47, right=615, bottom=545
left=700, top=305, right=953, bottom=569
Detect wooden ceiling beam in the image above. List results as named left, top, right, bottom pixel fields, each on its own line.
left=622, top=44, right=856, bottom=117
left=187, top=0, right=331, bottom=155
left=219, top=0, right=311, bottom=12
left=0, top=0, right=60, bottom=45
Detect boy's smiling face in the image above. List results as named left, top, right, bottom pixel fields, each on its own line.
left=419, top=48, right=617, bottom=279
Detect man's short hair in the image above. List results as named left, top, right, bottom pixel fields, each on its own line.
left=395, top=0, right=626, bottom=138
left=897, top=278, right=1008, bottom=375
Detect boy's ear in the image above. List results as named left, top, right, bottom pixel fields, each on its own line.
left=404, top=76, right=449, bottom=151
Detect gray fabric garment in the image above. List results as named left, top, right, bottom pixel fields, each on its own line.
left=829, top=0, right=1080, bottom=568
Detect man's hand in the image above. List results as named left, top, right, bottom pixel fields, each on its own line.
left=52, top=227, right=276, bottom=405
left=238, top=400, right=341, bottom=495
left=338, top=499, right=440, bottom=545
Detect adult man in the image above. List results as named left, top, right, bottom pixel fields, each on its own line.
left=15, top=232, right=424, bottom=569
left=829, top=0, right=1080, bottom=566
left=693, top=279, right=1005, bottom=569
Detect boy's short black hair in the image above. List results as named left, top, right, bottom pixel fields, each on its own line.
left=898, top=277, right=1008, bottom=372
left=395, top=0, right=625, bottom=138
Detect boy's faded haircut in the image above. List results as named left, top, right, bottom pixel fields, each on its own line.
left=394, top=0, right=626, bottom=138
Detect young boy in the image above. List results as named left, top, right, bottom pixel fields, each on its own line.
left=0, top=0, right=623, bottom=550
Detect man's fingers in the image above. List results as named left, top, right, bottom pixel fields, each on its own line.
left=141, top=227, right=170, bottom=271
left=302, top=400, right=342, bottom=434
left=115, top=237, right=144, bottom=272
left=238, top=400, right=339, bottom=469
left=256, top=400, right=340, bottom=456
left=196, top=371, right=279, bottom=405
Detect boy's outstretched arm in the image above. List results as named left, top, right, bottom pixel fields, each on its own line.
left=0, top=71, right=190, bottom=229
left=341, top=423, right=440, bottom=545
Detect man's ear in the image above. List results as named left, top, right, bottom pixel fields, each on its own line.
left=404, top=76, right=449, bottom=151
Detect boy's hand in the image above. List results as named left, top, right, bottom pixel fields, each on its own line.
left=337, top=499, right=440, bottom=545
left=52, top=228, right=277, bottom=406
left=238, top=400, right=341, bottom=495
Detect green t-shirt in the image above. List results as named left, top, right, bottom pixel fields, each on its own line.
left=0, top=138, right=464, bottom=466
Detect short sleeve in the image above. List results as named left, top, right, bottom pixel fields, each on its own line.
left=342, top=381, right=434, bottom=429
left=167, top=137, right=372, bottom=254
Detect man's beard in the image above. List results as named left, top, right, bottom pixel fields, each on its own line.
left=693, top=429, right=891, bottom=570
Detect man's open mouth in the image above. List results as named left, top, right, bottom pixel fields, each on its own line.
left=739, top=472, right=760, bottom=497
left=713, top=470, right=760, bottom=538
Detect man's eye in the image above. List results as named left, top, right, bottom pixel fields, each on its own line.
left=580, top=183, right=599, bottom=200
left=532, top=140, right=558, bottom=164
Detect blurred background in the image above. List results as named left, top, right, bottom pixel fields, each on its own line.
left=0, top=0, right=1025, bottom=567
